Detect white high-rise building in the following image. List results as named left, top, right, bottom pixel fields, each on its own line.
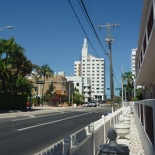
left=74, top=38, right=105, bottom=102
left=131, top=48, right=137, bottom=77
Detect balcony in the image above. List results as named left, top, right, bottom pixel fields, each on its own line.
left=83, top=88, right=90, bottom=93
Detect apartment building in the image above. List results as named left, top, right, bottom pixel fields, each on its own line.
left=131, top=48, right=137, bottom=77
left=66, top=76, right=83, bottom=95
left=136, top=0, right=155, bottom=99
left=74, top=38, right=105, bottom=102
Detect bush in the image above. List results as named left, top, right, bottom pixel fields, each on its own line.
left=0, top=93, right=27, bottom=110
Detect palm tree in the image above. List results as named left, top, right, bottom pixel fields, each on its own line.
left=123, top=72, right=134, bottom=86
left=0, top=38, right=35, bottom=95
left=122, top=71, right=134, bottom=101
left=0, top=38, right=17, bottom=67
left=38, top=64, right=54, bottom=105
left=0, top=60, right=12, bottom=92
left=0, top=38, right=16, bottom=92
left=16, top=76, right=31, bottom=95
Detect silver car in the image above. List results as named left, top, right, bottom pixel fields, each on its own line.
left=88, top=101, right=98, bottom=107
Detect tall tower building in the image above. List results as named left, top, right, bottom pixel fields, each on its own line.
left=74, top=38, right=105, bottom=102
left=131, top=48, right=137, bottom=77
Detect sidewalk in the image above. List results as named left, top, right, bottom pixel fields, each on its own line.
left=0, top=105, right=64, bottom=118
left=117, top=114, right=145, bottom=155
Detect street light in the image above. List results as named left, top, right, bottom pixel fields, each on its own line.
left=0, top=25, right=13, bottom=32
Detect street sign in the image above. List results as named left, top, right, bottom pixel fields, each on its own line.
left=107, top=88, right=110, bottom=90
left=36, top=81, right=45, bottom=84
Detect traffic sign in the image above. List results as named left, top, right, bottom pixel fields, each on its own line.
left=36, top=81, right=45, bottom=84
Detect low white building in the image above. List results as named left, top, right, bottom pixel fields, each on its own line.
left=66, top=76, right=83, bottom=95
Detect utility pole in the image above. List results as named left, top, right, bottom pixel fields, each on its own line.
left=98, top=23, right=119, bottom=112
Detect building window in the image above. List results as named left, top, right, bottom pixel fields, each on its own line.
left=138, top=60, right=141, bottom=70
left=140, top=51, right=143, bottom=62
left=147, top=5, right=153, bottom=39
left=143, top=34, right=146, bottom=54
left=76, top=83, right=79, bottom=86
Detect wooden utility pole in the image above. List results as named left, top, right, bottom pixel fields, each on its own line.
left=98, top=23, right=119, bottom=112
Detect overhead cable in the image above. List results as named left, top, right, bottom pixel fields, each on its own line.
left=68, top=0, right=100, bottom=58
left=79, top=0, right=108, bottom=56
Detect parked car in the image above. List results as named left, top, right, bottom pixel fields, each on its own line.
left=88, top=101, right=98, bottom=107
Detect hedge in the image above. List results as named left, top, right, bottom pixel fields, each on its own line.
left=0, top=93, right=27, bottom=110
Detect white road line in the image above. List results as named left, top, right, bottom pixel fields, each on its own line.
left=12, top=111, right=68, bottom=121
left=17, top=112, right=91, bottom=131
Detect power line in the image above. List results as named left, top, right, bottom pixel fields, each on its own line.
left=68, top=0, right=100, bottom=58
left=78, top=0, right=108, bottom=56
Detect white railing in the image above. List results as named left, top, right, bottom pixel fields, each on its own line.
left=38, top=107, right=126, bottom=155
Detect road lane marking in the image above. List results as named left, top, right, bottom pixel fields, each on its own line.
left=12, top=111, right=69, bottom=121
left=17, top=112, right=91, bottom=131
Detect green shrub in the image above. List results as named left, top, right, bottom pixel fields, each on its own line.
left=0, top=93, right=27, bottom=110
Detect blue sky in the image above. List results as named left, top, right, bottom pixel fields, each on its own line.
left=0, top=0, right=143, bottom=97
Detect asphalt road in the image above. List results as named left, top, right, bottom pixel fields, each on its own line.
left=0, top=105, right=111, bottom=155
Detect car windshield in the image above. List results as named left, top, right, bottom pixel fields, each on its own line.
left=90, top=101, right=96, bottom=103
